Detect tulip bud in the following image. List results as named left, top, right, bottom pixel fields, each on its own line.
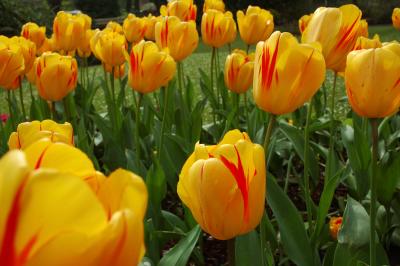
left=178, top=130, right=266, bottom=240
left=128, top=41, right=176, bottom=94
left=302, top=4, right=363, bottom=72
left=144, top=14, right=161, bottom=41
left=393, top=8, right=400, bottom=30
left=237, top=6, right=274, bottom=45
left=358, top=19, right=369, bottom=37
left=345, top=43, right=400, bottom=118
left=21, top=22, right=46, bottom=50
left=203, top=0, right=225, bottom=12
left=106, top=21, right=124, bottom=34
left=155, top=16, right=199, bottom=61
left=160, top=0, right=197, bottom=21
left=0, top=36, right=25, bottom=89
left=329, top=217, right=342, bottom=240
left=201, top=9, right=237, bottom=48
left=123, top=13, right=147, bottom=43
left=91, top=29, right=127, bottom=67
left=352, top=34, right=381, bottom=51
left=299, top=13, right=312, bottom=34
left=10, top=36, right=36, bottom=75
left=53, top=11, right=88, bottom=53
left=253, top=31, right=326, bottom=115
left=35, top=52, right=78, bottom=101
left=224, top=49, right=254, bottom=93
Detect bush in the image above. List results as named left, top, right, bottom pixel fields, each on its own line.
left=73, top=0, right=121, bottom=18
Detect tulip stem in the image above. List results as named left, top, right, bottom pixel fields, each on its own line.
left=227, top=238, right=235, bottom=266
left=134, top=91, right=143, bottom=170
left=51, top=101, right=57, bottom=121
left=6, top=90, right=16, bottom=129
left=246, top=44, right=250, bottom=54
left=18, top=77, right=26, bottom=120
left=244, top=92, right=249, bottom=129
left=370, top=118, right=379, bottom=266
left=210, top=47, right=217, bottom=123
left=303, top=97, right=314, bottom=233
left=327, top=72, right=338, bottom=178
left=63, top=97, right=71, bottom=122
left=263, top=114, right=276, bottom=157
left=159, top=85, right=169, bottom=160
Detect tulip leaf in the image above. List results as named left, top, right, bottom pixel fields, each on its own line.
left=267, top=174, right=316, bottom=266
left=332, top=243, right=389, bottom=266
left=158, top=225, right=201, bottom=266
left=235, top=230, right=264, bottom=266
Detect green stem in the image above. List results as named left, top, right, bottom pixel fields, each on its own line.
left=18, top=77, right=26, bottom=120
left=284, top=154, right=294, bottom=194
left=244, top=93, right=249, bottom=128
left=134, top=91, right=143, bottom=170
left=303, top=98, right=315, bottom=233
left=6, top=90, right=15, bottom=129
left=63, top=97, right=71, bottom=122
left=227, top=238, right=235, bottom=266
left=328, top=72, right=338, bottom=157
left=159, top=85, right=170, bottom=159
left=51, top=101, right=57, bottom=121
left=233, top=92, right=239, bottom=127
left=263, top=114, right=276, bottom=157
left=370, top=118, right=378, bottom=266
left=246, top=44, right=250, bottom=54
left=211, top=47, right=216, bottom=123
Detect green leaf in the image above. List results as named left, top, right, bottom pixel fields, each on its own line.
left=267, top=174, right=316, bottom=266
left=158, top=225, right=201, bottom=266
left=332, top=243, right=389, bottom=266
left=146, top=160, right=167, bottom=228
left=377, top=151, right=400, bottom=206
left=235, top=230, right=264, bottom=266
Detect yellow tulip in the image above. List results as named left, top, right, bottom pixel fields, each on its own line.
left=358, top=19, right=369, bottom=37
left=224, top=49, right=254, bottom=93
left=0, top=143, right=147, bottom=266
left=144, top=14, right=161, bottom=41
left=8, top=120, right=74, bottom=150
left=104, top=63, right=125, bottom=79
left=160, top=0, right=197, bottom=21
left=237, top=6, right=274, bottom=45
left=393, top=8, right=400, bottom=30
left=155, top=16, right=199, bottom=61
left=78, top=29, right=95, bottom=58
left=35, top=52, right=78, bottom=101
left=253, top=31, right=326, bottom=115
left=10, top=36, right=36, bottom=75
left=345, top=43, right=400, bottom=118
left=37, top=36, right=55, bottom=55
left=21, top=22, right=46, bottom=50
left=25, top=58, right=38, bottom=84
left=128, top=40, right=176, bottom=94
left=106, top=21, right=124, bottom=34
left=201, top=9, right=237, bottom=48
left=0, top=36, right=25, bottom=89
left=178, top=130, right=265, bottom=240
left=352, top=34, right=381, bottom=50
left=123, top=13, right=147, bottom=43
left=329, top=217, right=342, bottom=240
left=91, top=29, right=127, bottom=67
left=53, top=11, right=88, bottom=53
left=298, top=14, right=312, bottom=34
left=302, top=4, right=363, bottom=72
left=203, top=0, right=225, bottom=12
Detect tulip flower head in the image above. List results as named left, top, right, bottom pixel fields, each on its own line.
left=144, top=14, right=161, bottom=41
left=21, top=22, right=46, bottom=50
left=358, top=19, right=369, bottom=37
left=123, top=14, right=147, bottom=43
left=345, top=43, right=400, bottom=118
left=393, top=8, right=400, bottom=30
left=203, top=0, right=225, bottom=12
left=106, top=21, right=124, bottom=34
left=253, top=31, right=326, bottom=115
left=10, top=36, right=36, bottom=75
left=178, top=130, right=266, bottom=240
left=37, top=36, right=55, bottom=55
left=299, top=13, right=313, bottom=34
left=78, top=29, right=95, bottom=58
left=155, top=16, right=199, bottom=61
left=237, top=6, right=274, bottom=45
left=329, top=217, right=342, bottom=240
left=160, top=0, right=197, bottom=21
left=8, top=120, right=74, bottom=150
left=35, top=52, right=78, bottom=101
left=302, top=4, right=363, bottom=72
left=224, top=49, right=254, bottom=93
left=128, top=40, right=176, bottom=94
left=0, top=36, right=25, bottom=90
left=90, top=29, right=128, bottom=67
left=201, top=9, right=237, bottom=48
left=352, top=34, right=381, bottom=51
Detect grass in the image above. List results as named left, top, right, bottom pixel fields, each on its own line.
left=0, top=25, right=398, bottom=115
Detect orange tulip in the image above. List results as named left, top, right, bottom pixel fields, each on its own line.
left=201, top=9, right=237, bottom=48
left=393, top=8, right=400, bottom=30
left=21, top=22, right=46, bottom=50
left=123, top=14, right=147, bottom=43
left=160, top=0, right=197, bottom=21
left=253, top=31, right=326, bottom=115
left=144, top=14, right=161, bottom=41
left=0, top=36, right=25, bottom=89
left=53, top=11, right=88, bottom=53
left=237, top=6, right=274, bottom=45
left=106, top=21, right=124, bottom=34
left=203, top=0, right=225, bottom=12
left=90, top=29, right=127, bottom=67
left=301, top=4, right=363, bottom=72
left=352, top=34, right=381, bottom=51
left=224, top=49, right=254, bottom=93
left=299, top=14, right=312, bottom=34
left=78, top=29, right=95, bottom=58
left=329, top=217, right=342, bottom=240
left=10, top=36, right=36, bottom=75
left=37, top=36, right=55, bottom=55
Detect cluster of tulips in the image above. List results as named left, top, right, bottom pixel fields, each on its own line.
left=1, top=0, right=400, bottom=265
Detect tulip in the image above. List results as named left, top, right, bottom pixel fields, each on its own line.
left=0, top=36, right=25, bottom=89
left=35, top=52, right=78, bottom=101
left=301, top=4, right=363, bottom=72
left=352, top=34, right=381, bottom=50
left=123, top=14, right=147, bottom=43
left=345, top=43, right=400, bottom=118
left=298, top=14, right=312, bottom=34
left=203, top=0, right=225, bottom=12
left=0, top=141, right=147, bottom=266
left=329, top=217, right=342, bottom=240
left=26, top=58, right=38, bottom=84
left=37, top=36, right=55, bottom=55
left=128, top=40, right=176, bottom=94
left=8, top=120, right=74, bottom=150
left=393, top=8, right=400, bottom=30
left=21, top=22, right=46, bottom=50
left=78, top=29, right=94, bottom=58
left=91, top=29, right=127, bottom=67
left=178, top=130, right=266, bottom=240
left=224, top=49, right=254, bottom=93
left=160, top=0, right=197, bottom=21
left=106, top=21, right=124, bottom=34
left=10, top=37, right=36, bottom=75
left=144, top=14, right=160, bottom=41
left=155, top=16, right=199, bottom=61
left=53, top=11, right=88, bottom=53
left=359, top=19, right=369, bottom=37
left=253, top=31, right=326, bottom=115
left=237, top=6, right=274, bottom=46
left=201, top=9, right=237, bottom=48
